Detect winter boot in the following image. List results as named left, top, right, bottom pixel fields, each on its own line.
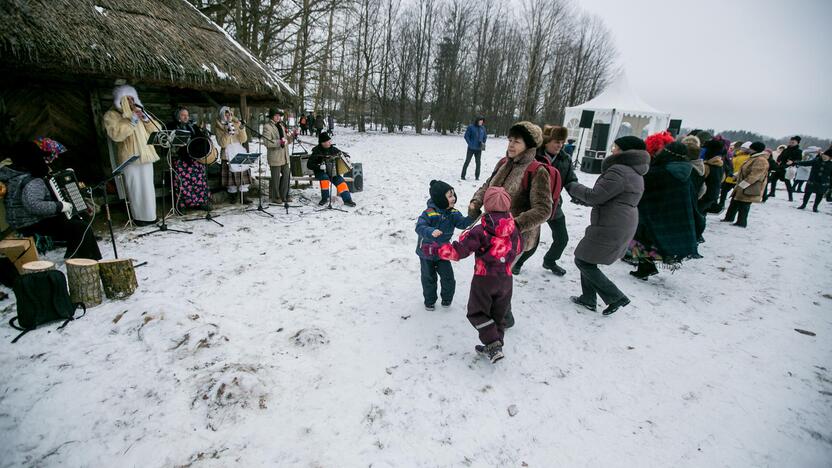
left=630, top=261, right=658, bottom=281
left=441, top=300, right=452, bottom=307
left=475, top=341, right=505, bottom=363
left=570, top=296, right=596, bottom=312
left=542, top=261, right=566, bottom=276
left=602, top=297, right=630, bottom=316
left=425, top=303, right=436, bottom=311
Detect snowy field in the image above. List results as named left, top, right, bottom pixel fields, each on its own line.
left=1, top=128, right=831, bottom=467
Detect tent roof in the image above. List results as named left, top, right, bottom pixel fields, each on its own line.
left=566, top=75, right=667, bottom=117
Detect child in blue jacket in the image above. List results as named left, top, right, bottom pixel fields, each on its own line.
left=415, top=180, right=474, bottom=310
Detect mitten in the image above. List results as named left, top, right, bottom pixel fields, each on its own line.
left=438, top=243, right=459, bottom=261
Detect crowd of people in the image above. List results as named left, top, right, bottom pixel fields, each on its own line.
left=419, top=121, right=832, bottom=364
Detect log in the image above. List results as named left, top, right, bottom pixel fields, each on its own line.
left=66, top=258, right=103, bottom=307
left=98, top=258, right=138, bottom=299
left=21, top=260, right=55, bottom=274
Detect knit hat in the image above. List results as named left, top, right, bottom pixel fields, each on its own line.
left=614, top=136, right=646, bottom=152
left=681, top=135, right=701, bottom=161
left=508, top=121, right=543, bottom=149
left=658, top=141, right=690, bottom=161
left=694, top=131, right=713, bottom=146
left=791, top=135, right=801, bottom=142
left=429, top=180, right=454, bottom=209
left=645, top=131, right=675, bottom=156
left=319, top=131, right=332, bottom=144
left=483, top=186, right=511, bottom=213
left=542, top=125, right=568, bottom=144
left=702, top=139, right=726, bottom=158
left=749, top=141, right=766, bottom=153
left=740, top=141, right=752, bottom=149
left=823, top=147, right=832, bottom=157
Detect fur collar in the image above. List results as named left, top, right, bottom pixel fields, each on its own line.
left=705, top=156, right=724, bottom=167
left=602, top=149, right=650, bottom=175
left=690, top=159, right=705, bottom=176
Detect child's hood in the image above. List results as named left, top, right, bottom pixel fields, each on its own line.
left=480, top=212, right=515, bottom=238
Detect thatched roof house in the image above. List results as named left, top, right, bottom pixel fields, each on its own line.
left=0, top=0, right=295, bottom=188
left=1, top=0, right=295, bottom=100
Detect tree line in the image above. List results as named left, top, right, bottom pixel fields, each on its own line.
left=190, top=0, right=617, bottom=135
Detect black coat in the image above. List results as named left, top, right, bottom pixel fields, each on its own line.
left=777, top=145, right=802, bottom=167
left=307, top=144, right=343, bottom=172
left=796, top=157, right=832, bottom=191
left=536, top=148, right=577, bottom=218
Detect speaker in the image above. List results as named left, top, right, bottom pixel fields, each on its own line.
left=579, top=110, right=595, bottom=129
left=590, top=123, right=610, bottom=151
left=668, top=119, right=682, bottom=136
left=580, top=156, right=604, bottom=174
left=346, top=162, right=363, bottom=192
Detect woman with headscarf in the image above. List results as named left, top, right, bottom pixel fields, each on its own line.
left=628, top=142, right=700, bottom=280
left=0, top=140, right=101, bottom=259
left=565, top=136, right=649, bottom=316
left=102, top=84, right=161, bottom=225
left=167, top=107, right=211, bottom=211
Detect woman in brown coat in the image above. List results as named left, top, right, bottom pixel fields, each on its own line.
left=566, top=136, right=650, bottom=316
left=721, top=141, right=769, bottom=227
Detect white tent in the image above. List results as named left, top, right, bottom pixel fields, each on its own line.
left=563, top=74, right=670, bottom=159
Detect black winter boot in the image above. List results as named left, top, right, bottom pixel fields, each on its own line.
left=630, top=261, right=658, bottom=281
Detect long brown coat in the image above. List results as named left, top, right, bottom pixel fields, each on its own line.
left=733, top=152, right=769, bottom=203
left=469, top=148, right=552, bottom=252
left=568, top=149, right=650, bottom=265
left=262, top=120, right=294, bottom=166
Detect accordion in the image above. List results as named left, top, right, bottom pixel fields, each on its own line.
left=47, top=169, right=87, bottom=219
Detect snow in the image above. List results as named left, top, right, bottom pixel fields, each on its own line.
left=93, top=5, right=106, bottom=15
left=1, top=129, right=831, bottom=467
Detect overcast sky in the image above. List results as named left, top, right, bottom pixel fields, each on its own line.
left=577, top=0, right=831, bottom=139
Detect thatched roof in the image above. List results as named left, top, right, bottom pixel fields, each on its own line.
left=0, top=0, right=296, bottom=99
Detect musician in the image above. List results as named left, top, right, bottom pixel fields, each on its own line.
left=102, top=84, right=161, bottom=226
left=0, top=140, right=101, bottom=260
left=167, top=107, right=211, bottom=211
left=214, top=106, right=251, bottom=204
left=306, top=132, right=356, bottom=207
left=262, top=108, right=295, bottom=204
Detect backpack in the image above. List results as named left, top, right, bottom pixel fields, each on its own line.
left=495, top=157, right=563, bottom=220
left=9, top=270, right=86, bottom=343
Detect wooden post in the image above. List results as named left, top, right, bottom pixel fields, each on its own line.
left=66, top=259, right=103, bottom=307
left=98, top=258, right=138, bottom=299
left=21, top=261, right=55, bottom=274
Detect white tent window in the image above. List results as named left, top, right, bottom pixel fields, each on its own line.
left=563, top=74, right=670, bottom=159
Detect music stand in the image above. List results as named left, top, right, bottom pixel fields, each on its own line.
left=316, top=158, right=348, bottom=213
left=137, top=131, right=193, bottom=237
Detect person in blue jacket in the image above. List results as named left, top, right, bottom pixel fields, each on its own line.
left=461, top=117, right=487, bottom=180
left=415, top=180, right=474, bottom=310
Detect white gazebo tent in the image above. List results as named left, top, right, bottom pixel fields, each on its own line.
left=563, top=74, right=670, bottom=160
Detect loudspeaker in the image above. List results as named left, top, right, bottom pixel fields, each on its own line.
left=346, top=162, right=363, bottom=192
left=581, top=156, right=604, bottom=174
left=579, top=110, right=595, bottom=129
left=590, top=123, right=610, bottom=150
left=668, top=119, right=682, bottom=136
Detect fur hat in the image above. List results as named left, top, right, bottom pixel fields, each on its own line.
left=681, top=135, right=701, bottom=161
left=823, top=146, right=832, bottom=157
left=112, top=84, right=142, bottom=111
left=484, top=187, right=511, bottom=213
left=749, top=141, right=766, bottom=153
left=645, top=131, right=675, bottom=156
left=702, top=139, right=726, bottom=158
left=318, top=131, right=332, bottom=144
left=791, top=135, right=801, bottom=143
left=429, top=180, right=454, bottom=210
left=614, top=136, right=646, bottom=152
left=508, top=121, right=542, bottom=149
left=542, top=125, right=568, bottom=145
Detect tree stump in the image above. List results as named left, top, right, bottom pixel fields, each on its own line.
left=98, top=259, right=138, bottom=299
left=21, top=260, right=55, bottom=274
left=66, top=259, right=103, bottom=307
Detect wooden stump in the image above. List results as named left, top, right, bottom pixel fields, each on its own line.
left=66, top=259, right=103, bottom=307
left=98, top=259, right=138, bottom=299
left=21, top=260, right=55, bottom=274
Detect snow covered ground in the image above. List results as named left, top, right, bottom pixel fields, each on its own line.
left=1, top=128, right=831, bottom=467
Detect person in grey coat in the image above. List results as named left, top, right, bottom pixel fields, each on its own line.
left=565, top=136, right=650, bottom=316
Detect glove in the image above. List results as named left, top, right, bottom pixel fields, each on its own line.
left=737, top=181, right=751, bottom=189
left=438, top=243, right=459, bottom=261
left=481, top=143, right=486, bottom=152
left=60, top=201, right=73, bottom=214
left=280, top=138, right=286, bottom=148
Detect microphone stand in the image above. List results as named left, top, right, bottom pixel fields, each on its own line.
left=92, top=156, right=140, bottom=260
left=240, top=119, right=273, bottom=217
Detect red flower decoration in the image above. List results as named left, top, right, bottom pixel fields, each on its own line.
left=474, top=258, right=487, bottom=276
left=489, top=236, right=511, bottom=259
left=495, top=217, right=515, bottom=237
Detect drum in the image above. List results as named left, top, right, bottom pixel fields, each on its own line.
left=187, top=136, right=218, bottom=165
left=335, top=153, right=353, bottom=176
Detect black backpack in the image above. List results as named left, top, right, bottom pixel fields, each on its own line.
left=9, top=270, right=86, bottom=343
